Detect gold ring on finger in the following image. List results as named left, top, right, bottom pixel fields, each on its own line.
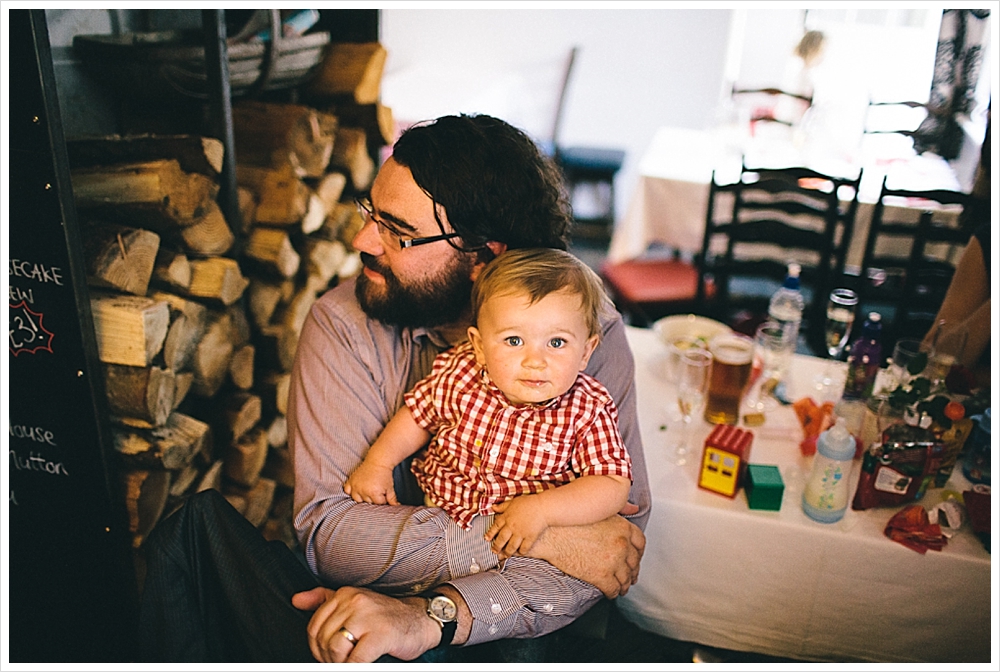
left=339, top=627, right=357, bottom=645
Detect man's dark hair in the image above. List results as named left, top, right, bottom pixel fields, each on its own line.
left=391, top=114, right=572, bottom=254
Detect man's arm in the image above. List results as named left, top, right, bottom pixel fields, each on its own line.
left=290, top=283, right=648, bottom=644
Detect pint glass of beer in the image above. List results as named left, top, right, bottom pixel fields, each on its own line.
left=704, top=332, right=754, bottom=425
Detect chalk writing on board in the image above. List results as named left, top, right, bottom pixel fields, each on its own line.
left=10, top=423, right=58, bottom=445
left=9, top=448, right=69, bottom=476
left=10, top=286, right=34, bottom=304
left=8, top=259, right=64, bottom=285
left=9, top=301, right=54, bottom=356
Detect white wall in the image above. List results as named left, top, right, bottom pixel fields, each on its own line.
left=380, top=8, right=734, bottom=226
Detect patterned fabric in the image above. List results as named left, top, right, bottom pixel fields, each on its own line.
left=289, top=278, right=651, bottom=645
left=912, top=9, right=991, bottom=159
left=406, top=342, right=633, bottom=528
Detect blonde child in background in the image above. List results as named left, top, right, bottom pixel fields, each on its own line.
left=345, top=248, right=633, bottom=560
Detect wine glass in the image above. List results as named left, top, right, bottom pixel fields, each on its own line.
left=816, top=288, right=858, bottom=395
left=745, top=321, right=794, bottom=414
left=672, top=348, right=712, bottom=466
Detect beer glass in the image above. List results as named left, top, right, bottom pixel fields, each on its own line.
left=704, top=332, right=754, bottom=425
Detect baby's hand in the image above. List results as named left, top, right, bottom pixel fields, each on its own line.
left=344, top=459, right=399, bottom=505
left=484, top=495, right=548, bottom=560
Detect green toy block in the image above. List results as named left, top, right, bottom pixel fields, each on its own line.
left=745, top=464, right=784, bottom=511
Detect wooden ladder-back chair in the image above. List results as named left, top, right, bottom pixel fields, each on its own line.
left=859, top=178, right=971, bottom=347
left=702, top=161, right=862, bottom=352
left=731, top=85, right=813, bottom=128
left=599, top=171, right=730, bottom=327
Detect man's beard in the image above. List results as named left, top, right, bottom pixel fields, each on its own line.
left=355, top=251, right=476, bottom=329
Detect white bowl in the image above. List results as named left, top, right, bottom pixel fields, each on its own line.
left=653, top=314, right=731, bottom=382
left=653, top=314, right=731, bottom=350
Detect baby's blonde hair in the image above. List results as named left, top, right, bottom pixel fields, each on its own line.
left=471, top=248, right=608, bottom=338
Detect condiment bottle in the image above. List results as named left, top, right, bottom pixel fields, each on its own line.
left=802, top=417, right=855, bottom=523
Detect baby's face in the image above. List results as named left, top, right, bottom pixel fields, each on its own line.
left=468, top=289, right=599, bottom=405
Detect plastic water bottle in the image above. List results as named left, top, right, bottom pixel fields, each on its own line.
left=802, top=417, right=856, bottom=523
left=843, top=312, right=883, bottom=401
left=768, top=262, right=805, bottom=349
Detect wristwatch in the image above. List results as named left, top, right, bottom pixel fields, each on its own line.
left=423, top=592, right=458, bottom=649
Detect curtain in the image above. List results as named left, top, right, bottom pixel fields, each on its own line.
left=912, top=9, right=990, bottom=160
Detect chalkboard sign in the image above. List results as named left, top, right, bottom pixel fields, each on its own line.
left=7, top=10, right=138, bottom=662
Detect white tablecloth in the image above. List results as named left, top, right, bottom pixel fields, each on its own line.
left=608, top=126, right=964, bottom=269
left=618, top=326, right=992, bottom=663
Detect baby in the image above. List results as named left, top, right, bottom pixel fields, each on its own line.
left=345, top=248, right=632, bottom=559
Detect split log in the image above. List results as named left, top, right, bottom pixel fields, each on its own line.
left=224, top=427, right=269, bottom=488
left=262, top=490, right=298, bottom=549
left=258, top=324, right=300, bottom=373
left=265, top=414, right=288, bottom=449
left=226, top=304, right=252, bottom=349
left=151, top=291, right=209, bottom=372
left=263, top=443, right=294, bottom=489
left=175, top=201, right=235, bottom=257
left=187, top=257, right=249, bottom=306
left=173, top=371, right=194, bottom=410
left=90, top=292, right=170, bottom=367
left=307, top=42, right=387, bottom=105
left=313, top=172, right=347, bottom=212
left=302, top=238, right=348, bottom=287
left=82, top=223, right=160, bottom=296
left=259, top=371, right=291, bottom=417
left=225, top=493, right=248, bottom=515
left=122, top=469, right=171, bottom=547
left=66, top=134, right=224, bottom=177
left=328, top=102, right=395, bottom=146
left=239, top=165, right=310, bottom=226
left=191, top=312, right=236, bottom=397
left=277, top=275, right=325, bottom=336
left=196, top=459, right=225, bottom=493
left=220, top=392, right=262, bottom=445
left=104, top=363, right=175, bottom=427
left=330, top=127, right=375, bottom=192
left=247, top=278, right=289, bottom=330
left=314, top=201, right=356, bottom=243
left=232, top=101, right=338, bottom=178
left=152, top=247, right=192, bottom=291
left=237, top=186, right=257, bottom=235
left=112, top=411, right=210, bottom=470
left=229, top=344, right=255, bottom=391
left=301, top=193, right=327, bottom=235
left=242, top=477, right=277, bottom=528
left=70, top=159, right=219, bottom=228
left=244, top=227, right=301, bottom=278
left=337, top=252, right=363, bottom=280
left=169, top=463, right=201, bottom=498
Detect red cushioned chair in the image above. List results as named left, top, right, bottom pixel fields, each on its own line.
left=600, top=173, right=727, bottom=327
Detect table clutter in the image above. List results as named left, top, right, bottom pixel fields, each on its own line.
left=617, top=324, right=990, bottom=662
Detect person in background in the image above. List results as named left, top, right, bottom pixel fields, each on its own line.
left=344, top=248, right=633, bottom=561
left=138, top=114, right=649, bottom=663
left=921, top=221, right=991, bottom=389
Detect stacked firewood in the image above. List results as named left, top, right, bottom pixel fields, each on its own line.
left=67, top=42, right=392, bottom=551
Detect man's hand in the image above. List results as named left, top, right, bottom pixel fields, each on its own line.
left=291, top=586, right=440, bottom=662
left=526, top=515, right=645, bottom=598
left=484, top=495, right=548, bottom=560
left=344, top=459, right=399, bottom=505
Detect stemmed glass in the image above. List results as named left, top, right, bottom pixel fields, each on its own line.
left=745, top=321, right=794, bottom=413
left=672, top=348, right=712, bottom=466
left=816, top=288, right=858, bottom=395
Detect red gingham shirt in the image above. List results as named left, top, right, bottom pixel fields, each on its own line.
left=405, top=341, right=632, bottom=529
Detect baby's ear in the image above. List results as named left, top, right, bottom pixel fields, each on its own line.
left=468, top=326, right=487, bottom=366
left=579, top=334, right=600, bottom=370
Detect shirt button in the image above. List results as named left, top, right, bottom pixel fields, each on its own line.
left=491, top=603, right=502, bottom=614
left=489, top=447, right=500, bottom=457
left=474, top=439, right=483, bottom=447
left=543, top=604, right=553, bottom=613
left=470, top=560, right=480, bottom=574
left=541, top=441, right=553, bottom=452
left=489, top=625, right=498, bottom=635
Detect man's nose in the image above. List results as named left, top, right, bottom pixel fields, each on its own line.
left=352, top=216, right=385, bottom=255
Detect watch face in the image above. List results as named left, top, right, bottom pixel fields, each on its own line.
left=430, top=595, right=457, bottom=623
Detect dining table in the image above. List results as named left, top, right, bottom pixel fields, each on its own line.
left=608, top=126, right=966, bottom=269
left=617, top=325, right=992, bottom=663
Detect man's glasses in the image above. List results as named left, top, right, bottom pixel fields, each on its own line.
left=355, top=197, right=461, bottom=250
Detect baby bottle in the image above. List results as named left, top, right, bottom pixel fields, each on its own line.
left=802, top=417, right=855, bottom=523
